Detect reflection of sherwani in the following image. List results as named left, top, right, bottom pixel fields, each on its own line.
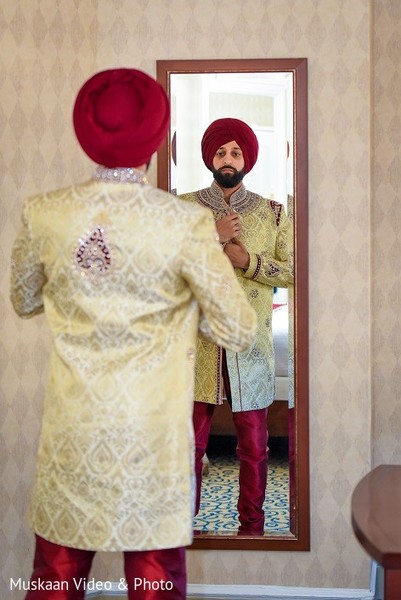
left=10, top=177, right=256, bottom=551
left=180, top=181, right=293, bottom=412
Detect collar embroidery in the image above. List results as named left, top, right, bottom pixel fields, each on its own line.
left=196, top=181, right=261, bottom=216
left=92, top=166, right=148, bottom=185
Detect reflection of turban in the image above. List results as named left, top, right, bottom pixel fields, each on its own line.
left=73, top=68, right=170, bottom=168
left=201, top=118, right=259, bottom=174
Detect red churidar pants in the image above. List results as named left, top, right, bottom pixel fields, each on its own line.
left=193, top=401, right=268, bottom=535
left=25, top=534, right=186, bottom=600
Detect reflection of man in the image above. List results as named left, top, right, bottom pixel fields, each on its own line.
left=179, top=118, right=294, bottom=535
left=10, top=73, right=257, bottom=600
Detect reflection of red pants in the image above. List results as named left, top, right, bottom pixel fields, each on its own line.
left=193, top=402, right=268, bottom=535
left=25, top=535, right=186, bottom=600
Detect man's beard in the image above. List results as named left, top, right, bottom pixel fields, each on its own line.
left=213, top=167, right=245, bottom=188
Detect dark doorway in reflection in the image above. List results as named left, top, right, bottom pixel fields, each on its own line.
left=194, top=435, right=289, bottom=535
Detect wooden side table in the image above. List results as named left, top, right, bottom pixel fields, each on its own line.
left=352, top=465, right=401, bottom=600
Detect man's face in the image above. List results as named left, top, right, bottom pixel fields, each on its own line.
left=212, top=140, right=245, bottom=188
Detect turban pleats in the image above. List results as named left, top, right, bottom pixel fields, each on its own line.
left=201, top=118, right=259, bottom=174
left=73, top=68, right=170, bottom=168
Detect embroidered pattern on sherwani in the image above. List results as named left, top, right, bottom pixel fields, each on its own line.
left=10, top=179, right=256, bottom=551
left=74, top=226, right=113, bottom=275
left=196, top=180, right=261, bottom=217
left=179, top=182, right=294, bottom=412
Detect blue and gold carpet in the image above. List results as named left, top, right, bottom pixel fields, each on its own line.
left=193, top=437, right=289, bottom=534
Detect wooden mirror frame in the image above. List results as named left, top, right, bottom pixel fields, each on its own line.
left=157, top=58, right=309, bottom=551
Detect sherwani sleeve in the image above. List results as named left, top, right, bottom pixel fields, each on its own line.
left=243, top=203, right=294, bottom=288
left=10, top=199, right=47, bottom=318
left=179, top=210, right=257, bottom=352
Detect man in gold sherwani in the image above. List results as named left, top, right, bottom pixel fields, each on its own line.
left=10, top=71, right=256, bottom=600
left=179, top=118, right=293, bottom=536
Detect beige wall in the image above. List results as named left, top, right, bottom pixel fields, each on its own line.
left=371, top=1, right=401, bottom=466
left=1, top=0, right=400, bottom=596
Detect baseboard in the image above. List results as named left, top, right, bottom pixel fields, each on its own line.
left=85, top=562, right=377, bottom=600
left=85, top=583, right=373, bottom=600
left=187, top=584, right=373, bottom=599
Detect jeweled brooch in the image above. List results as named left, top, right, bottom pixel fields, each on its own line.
left=74, top=226, right=112, bottom=275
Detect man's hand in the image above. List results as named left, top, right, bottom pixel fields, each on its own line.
left=224, top=238, right=250, bottom=270
left=216, top=213, right=242, bottom=243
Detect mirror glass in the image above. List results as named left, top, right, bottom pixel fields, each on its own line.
left=157, top=58, right=309, bottom=550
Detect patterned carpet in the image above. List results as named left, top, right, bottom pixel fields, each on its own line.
left=193, top=436, right=290, bottom=534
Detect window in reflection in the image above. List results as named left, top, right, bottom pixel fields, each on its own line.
left=170, top=72, right=294, bottom=205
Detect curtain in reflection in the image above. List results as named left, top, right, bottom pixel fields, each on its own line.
left=287, top=194, right=294, bottom=410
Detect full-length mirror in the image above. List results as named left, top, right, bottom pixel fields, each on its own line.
left=157, top=58, right=309, bottom=550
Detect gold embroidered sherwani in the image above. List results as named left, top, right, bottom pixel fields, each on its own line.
left=10, top=174, right=256, bottom=551
left=179, top=182, right=293, bottom=412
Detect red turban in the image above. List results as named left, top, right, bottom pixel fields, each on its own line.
left=201, top=118, right=259, bottom=174
left=73, top=68, right=170, bottom=168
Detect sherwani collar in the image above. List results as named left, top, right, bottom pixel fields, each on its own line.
left=196, top=181, right=260, bottom=216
